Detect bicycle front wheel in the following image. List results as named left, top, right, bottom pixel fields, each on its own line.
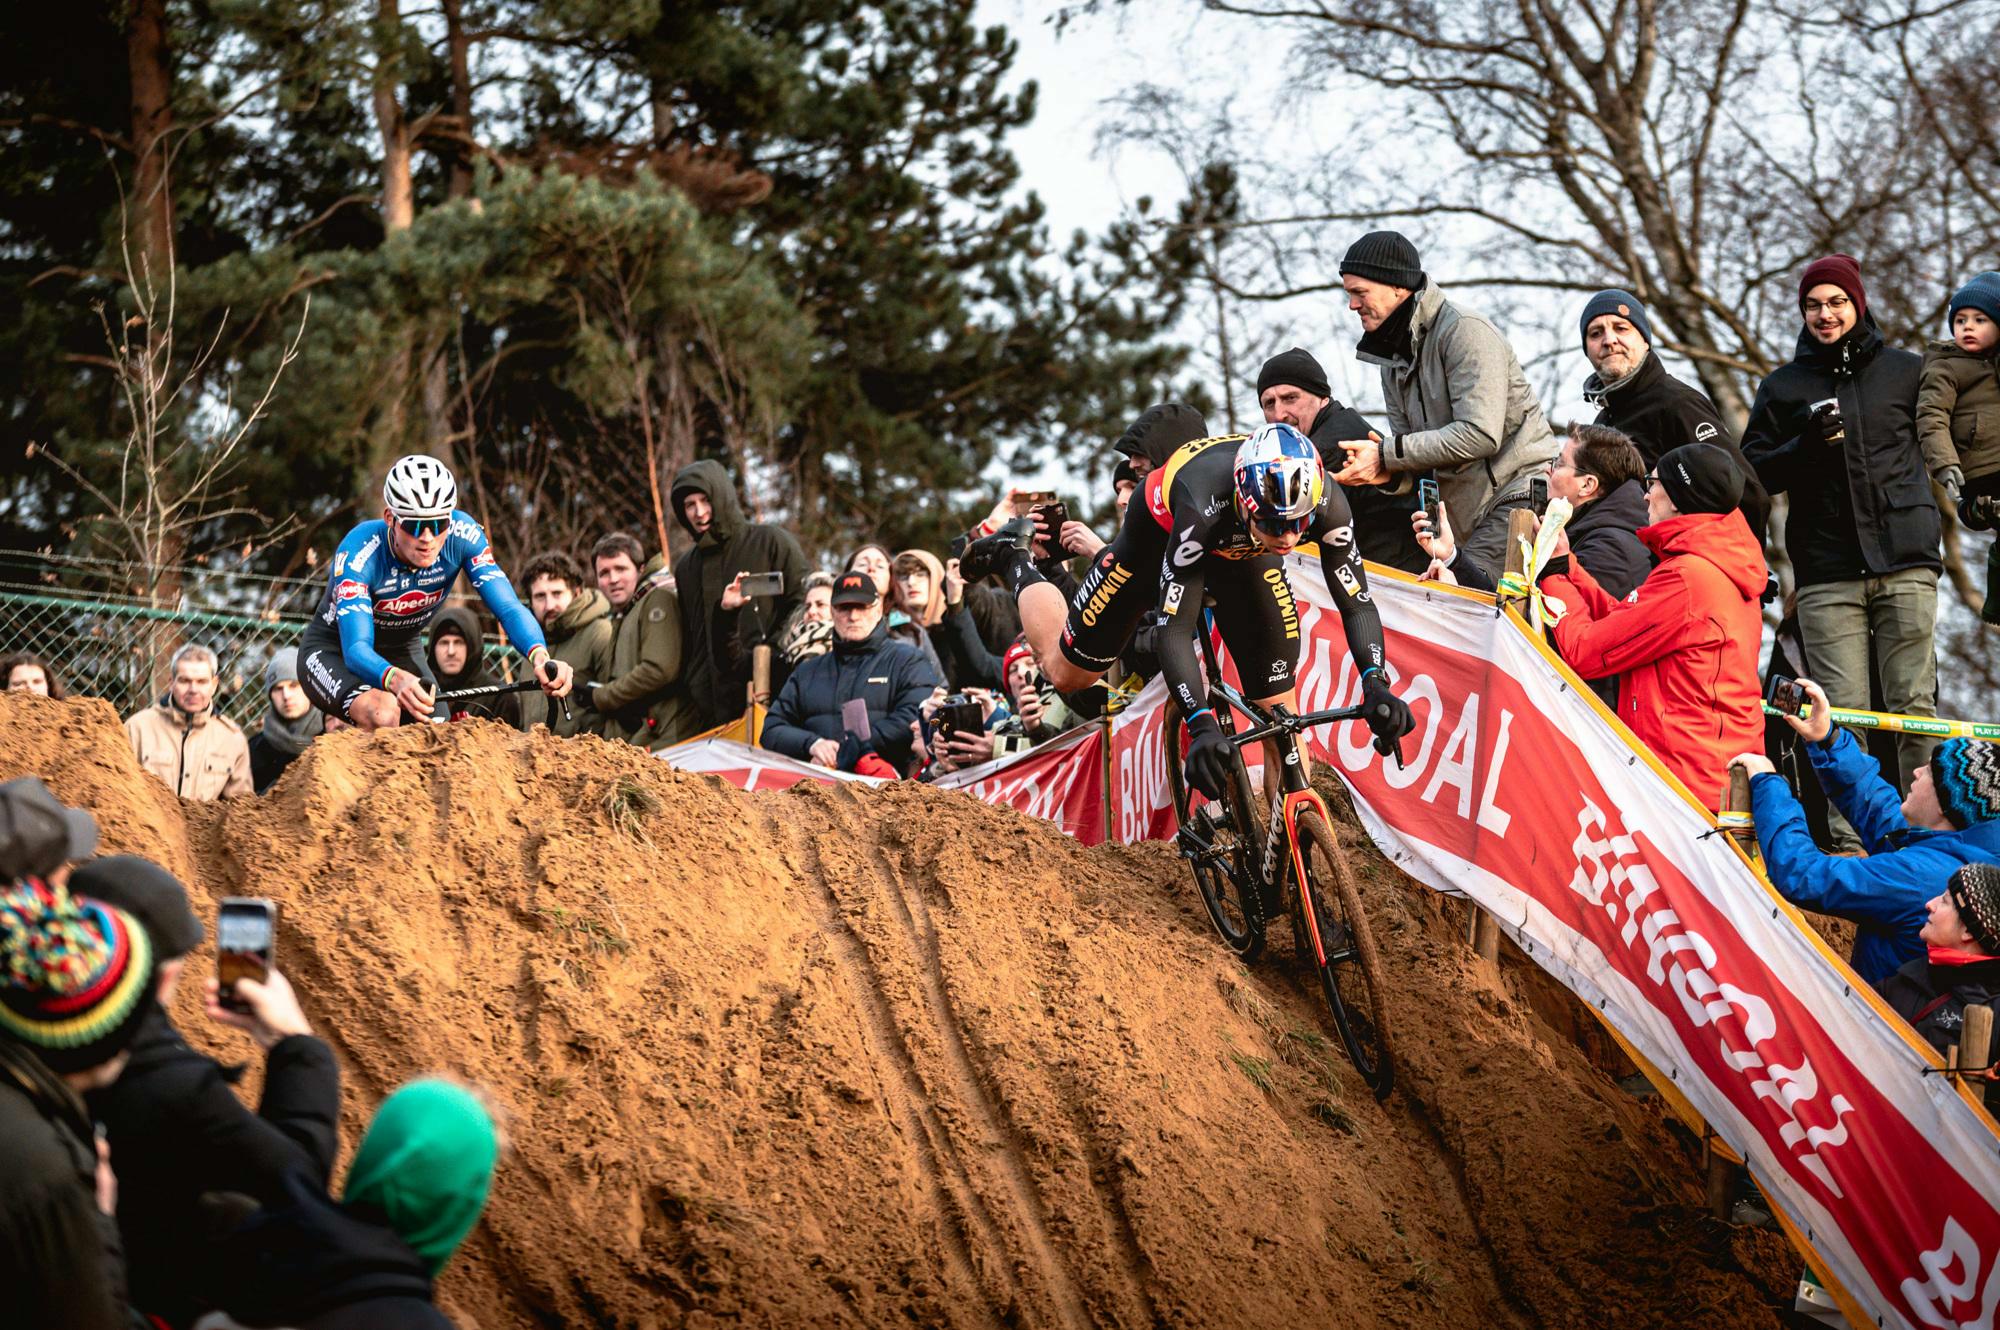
left=1292, top=807, right=1395, bottom=1100
left=1165, top=698, right=1268, bottom=960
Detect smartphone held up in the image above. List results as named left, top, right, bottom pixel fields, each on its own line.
left=217, top=897, right=278, bottom=1013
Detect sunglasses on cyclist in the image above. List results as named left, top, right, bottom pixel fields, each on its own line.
left=396, top=516, right=451, bottom=539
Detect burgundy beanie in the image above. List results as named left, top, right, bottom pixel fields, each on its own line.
left=1799, top=254, right=1866, bottom=322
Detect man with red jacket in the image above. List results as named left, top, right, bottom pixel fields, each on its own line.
left=1541, top=443, right=1768, bottom=808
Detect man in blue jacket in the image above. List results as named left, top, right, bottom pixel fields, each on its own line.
left=761, top=571, right=940, bottom=776
left=1730, top=676, right=2000, bottom=984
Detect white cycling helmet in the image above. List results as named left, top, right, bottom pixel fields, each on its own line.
left=382, top=455, right=457, bottom=521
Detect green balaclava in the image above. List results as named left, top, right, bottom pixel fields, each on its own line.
left=342, top=1078, right=498, bottom=1275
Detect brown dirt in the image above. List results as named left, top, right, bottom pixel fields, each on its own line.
left=0, top=692, right=1801, bottom=1328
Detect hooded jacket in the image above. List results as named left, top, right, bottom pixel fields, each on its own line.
left=1878, top=947, right=2000, bottom=1057
left=669, top=460, right=810, bottom=728
left=1543, top=509, right=1767, bottom=809
left=1305, top=400, right=1429, bottom=576
left=0, top=1038, right=131, bottom=1330
left=1741, top=313, right=1940, bottom=587
left=1916, top=338, right=2000, bottom=482
left=593, top=554, right=697, bottom=750
left=128, top=697, right=253, bottom=801
left=761, top=620, right=940, bottom=775
left=1586, top=351, right=1771, bottom=540
left=426, top=606, right=520, bottom=728
left=1749, top=727, right=2000, bottom=985
left=1358, top=280, right=1560, bottom=535
left=520, top=587, right=616, bottom=738
left=85, top=1010, right=341, bottom=1327
left=1449, top=476, right=1653, bottom=604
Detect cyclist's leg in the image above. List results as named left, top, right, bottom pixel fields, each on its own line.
left=1034, top=517, right=1166, bottom=692
left=1208, top=556, right=1306, bottom=803
left=300, top=628, right=421, bottom=733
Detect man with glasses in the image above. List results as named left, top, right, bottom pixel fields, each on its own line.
left=1742, top=254, right=1941, bottom=851
left=299, top=455, right=572, bottom=731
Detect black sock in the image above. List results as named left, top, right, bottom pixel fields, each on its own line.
left=1005, top=554, right=1046, bottom=598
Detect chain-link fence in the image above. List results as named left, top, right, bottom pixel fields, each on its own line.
left=0, top=552, right=514, bottom=721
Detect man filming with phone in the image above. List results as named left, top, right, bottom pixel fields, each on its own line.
left=761, top=572, right=939, bottom=775
left=299, top=455, right=571, bottom=731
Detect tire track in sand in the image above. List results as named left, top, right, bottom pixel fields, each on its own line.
left=768, top=809, right=1013, bottom=1328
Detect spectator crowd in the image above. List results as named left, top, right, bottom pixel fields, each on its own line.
left=7, top=239, right=2000, bottom=1065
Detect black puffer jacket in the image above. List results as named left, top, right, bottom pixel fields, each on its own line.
left=1742, top=314, right=1940, bottom=587
left=761, top=621, right=940, bottom=774
left=1877, top=948, right=2000, bottom=1058
left=1587, top=352, right=1771, bottom=541
left=1307, top=401, right=1428, bottom=575
left=669, top=460, right=810, bottom=728
left=86, top=1011, right=341, bottom=1328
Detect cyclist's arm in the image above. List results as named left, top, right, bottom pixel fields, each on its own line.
left=1155, top=514, right=1216, bottom=721
left=459, top=518, right=549, bottom=660
left=330, top=528, right=396, bottom=686
left=1313, top=505, right=1389, bottom=679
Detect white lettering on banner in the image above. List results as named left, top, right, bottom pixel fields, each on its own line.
left=1567, top=798, right=1854, bottom=1194
left=1904, top=1217, right=2000, bottom=1329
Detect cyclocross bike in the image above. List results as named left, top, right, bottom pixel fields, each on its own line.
left=1160, top=610, right=1398, bottom=1100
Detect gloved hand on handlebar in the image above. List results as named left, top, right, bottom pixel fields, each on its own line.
left=1183, top=710, right=1237, bottom=802
left=1360, top=668, right=1413, bottom=756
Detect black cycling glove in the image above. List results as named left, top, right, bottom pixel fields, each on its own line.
left=1183, top=710, right=1237, bottom=802
left=1360, top=669, right=1413, bottom=755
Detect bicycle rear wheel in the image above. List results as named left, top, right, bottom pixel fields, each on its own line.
left=1165, top=699, right=1268, bottom=960
left=1292, top=807, right=1395, bottom=1100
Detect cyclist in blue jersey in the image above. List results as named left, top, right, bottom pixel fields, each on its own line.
left=299, top=456, right=574, bottom=730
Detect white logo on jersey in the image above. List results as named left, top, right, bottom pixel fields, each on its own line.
left=1174, top=539, right=1204, bottom=567
left=1694, top=422, right=1719, bottom=442
left=1327, top=524, right=1355, bottom=546
left=351, top=535, right=380, bottom=572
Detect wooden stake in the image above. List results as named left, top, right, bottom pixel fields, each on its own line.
left=1473, top=910, right=1499, bottom=964
left=1705, top=1138, right=1733, bottom=1221
left=1963, top=1005, right=1994, bottom=1107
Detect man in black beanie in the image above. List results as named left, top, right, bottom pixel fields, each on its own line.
left=1579, top=288, right=1769, bottom=540
left=1331, top=230, right=1559, bottom=579
left=1256, top=347, right=1429, bottom=575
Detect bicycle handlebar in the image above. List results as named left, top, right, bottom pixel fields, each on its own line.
left=1208, top=679, right=1402, bottom=763
left=430, top=668, right=576, bottom=723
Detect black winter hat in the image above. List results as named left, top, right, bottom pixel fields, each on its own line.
left=0, top=778, right=98, bottom=883
left=1947, top=862, right=2000, bottom=954
left=71, top=855, right=204, bottom=960
left=1579, top=289, right=1655, bottom=351
left=1339, top=231, right=1424, bottom=289
left=1255, top=347, right=1332, bottom=400
left=1113, top=403, right=1208, bottom=468
left=1654, top=443, right=1743, bottom=516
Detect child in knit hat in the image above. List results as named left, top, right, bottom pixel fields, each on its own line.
left=1917, top=271, right=2000, bottom=622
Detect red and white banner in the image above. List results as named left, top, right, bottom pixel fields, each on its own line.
left=653, top=738, right=889, bottom=791
left=1240, top=559, right=2000, bottom=1330
left=931, top=723, right=1106, bottom=845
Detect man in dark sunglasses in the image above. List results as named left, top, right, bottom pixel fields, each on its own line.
left=297, top=455, right=573, bottom=730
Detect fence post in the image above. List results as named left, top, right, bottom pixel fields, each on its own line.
left=1964, top=1004, right=1994, bottom=1108
left=1468, top=508, right=1541, bottom=967
left=1704, top=1135, right=1733, bottom=1221
left=1719, top=765, right=1759, bottom=863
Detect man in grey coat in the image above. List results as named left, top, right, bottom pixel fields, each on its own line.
left=1330, top=231, right=1559, bottom=578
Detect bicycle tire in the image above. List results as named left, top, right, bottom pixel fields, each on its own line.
left=1292, top=807, right=1395, bottom=1100
left=1165, top=698, right=1268, bottom=960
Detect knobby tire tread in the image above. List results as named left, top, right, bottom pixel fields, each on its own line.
left=1166, top=698, right=1266, bottom=961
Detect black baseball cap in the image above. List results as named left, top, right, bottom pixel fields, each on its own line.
left=0, top=778, right=98, bottom=882
left=71, top=854, right=205, bottom=959
left=830, top=572, right=879, bottom=608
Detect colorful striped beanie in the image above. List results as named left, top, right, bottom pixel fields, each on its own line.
left=0, top=880, right=155, bottom=1073
left=1932, top=739, right=2000, bottom=831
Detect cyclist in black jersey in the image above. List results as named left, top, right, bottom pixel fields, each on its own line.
left=964, top=416, right=1413, bottom=799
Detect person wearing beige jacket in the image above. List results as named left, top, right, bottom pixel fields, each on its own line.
left=125, top=644, right=252, bottom=801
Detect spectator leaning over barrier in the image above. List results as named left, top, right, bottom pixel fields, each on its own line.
left=517, top=550, right=615, bottom=739
left=1332, top=231, right=1560, bottom=579
left=1743, top=254, right=1943, bottom=852
left=1580, top=289, right=1770, bottom=541
left=1257, top=345, right=1429, bottom=575
left=0, top=779, right=154, bottom=1330
left=1918, top=271, right=2000, bottom=624
left=1878, top=862, right=2000, bottom=1058
left=248, top=648, right=326, bottom=794
left=75, top=855, right=339, bottom=1328
left=1729, top=676, right=2000, bottom=985
left=1, top=651, right=64, bottom=699
left=588, top=532, right=697, bottom=750
left=127, top=643, right=253, bottom=801
left=669, top=460, right=808, bottom=728
left=1415, top=423, right=1653, bottom=603
left=426, top=607, right=521, bottom=728
left=1541, top=443, right=1766, bottom=809
left=762, top=571, right=938, bottom=776
left=200, top=1077, right=499, bottom=1330
left=781, top=570, right=836, bottom=665
left=895, top=548, right=1003, bottom=690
